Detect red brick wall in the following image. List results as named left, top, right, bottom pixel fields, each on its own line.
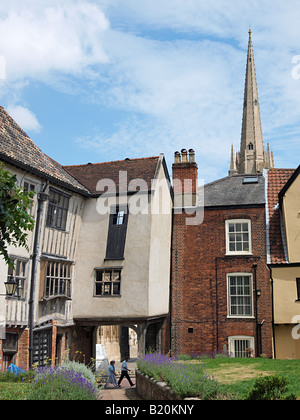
left=170, top=206, right=273, bottom=358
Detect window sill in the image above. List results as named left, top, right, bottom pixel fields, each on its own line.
left=93, top=295, right=122, bottom=298
left=225, top=252, right=253, bottom=257
left=227, top=316, right=255, bottom=319
left=42, top=295, right=72, bottom=301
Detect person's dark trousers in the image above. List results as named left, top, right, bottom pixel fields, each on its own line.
left=118, top=370, right=134, bottom=386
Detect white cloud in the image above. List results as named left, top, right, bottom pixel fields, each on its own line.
left=7, top=105, right=42, bottom=133
left=0, top=1, right=109, bottom=81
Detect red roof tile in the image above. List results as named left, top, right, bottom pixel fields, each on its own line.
left=267, top=168, right=295, bottom=264
left=64, top=156, right=160, bottom=195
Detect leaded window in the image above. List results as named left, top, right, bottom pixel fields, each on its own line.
left=94, top=269, right=121, bottom=297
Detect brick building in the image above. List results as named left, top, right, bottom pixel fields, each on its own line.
left=170, top=150, right=273, bottom=357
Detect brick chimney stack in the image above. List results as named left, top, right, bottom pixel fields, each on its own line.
left=172, top=149, right=198, bottom=207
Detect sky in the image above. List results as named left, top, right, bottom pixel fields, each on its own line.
left=0, top=0, right=300, bottom=183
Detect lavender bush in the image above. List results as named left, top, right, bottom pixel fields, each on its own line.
left=137, top=353, right=220, bottom=400
left=28, top=366, right=98, bottom=400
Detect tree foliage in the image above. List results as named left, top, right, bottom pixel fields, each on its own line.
left=0, top=163, right=35, bottom=265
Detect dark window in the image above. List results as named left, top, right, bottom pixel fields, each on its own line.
left=106, top=205, right=128, bottom=259
left=23, top=181, right=36, bottom=194
left=94, top=269, right=121, bottom=297
left=296, top=278, right=300, bottom=301
left=46, top=189, right=70, bottom=230
left=32, top=329, right=52, bottom=367
left=44, top=261, right=72, bottom=299
left=7, top=258, right=28, bottom=298
left=2, top=333, right=18, bottom=352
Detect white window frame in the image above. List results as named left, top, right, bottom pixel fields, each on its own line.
left=228, top=336, right=255, bottom=358
left=227, top=273, right=254, bottom=318
left=225, top=219, right=252, bottom=255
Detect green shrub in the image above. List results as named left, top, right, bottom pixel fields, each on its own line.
left=28, top=366, right=98, bottom=400
left=246, top=375, right=296, bottom=400
left=61, top=360, right=98, bottom=389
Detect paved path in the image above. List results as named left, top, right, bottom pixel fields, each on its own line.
left=100, top=358, right=141, bottom=401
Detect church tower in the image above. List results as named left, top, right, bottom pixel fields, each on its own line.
left=229, top=30, right=274, bottom=175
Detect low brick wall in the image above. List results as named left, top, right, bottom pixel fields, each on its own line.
left=136, top=369, right=181, bottom=400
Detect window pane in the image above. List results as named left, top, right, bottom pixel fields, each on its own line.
left=116, top=211, right=125, bottom=225
left=236, top=223, right=242, bottom=232
left=242, top=223, right=249, bottom=232
left=113, top=271, right=121, bottom=282
left=229, top=223, right=235, bottom=232
left=104, top=272, right=111, bottom=282
left=113, top=283, right=120, bottom=295
left=104, top=283, right=111, bottom=295
left=96, top=271, right=103, bottom=282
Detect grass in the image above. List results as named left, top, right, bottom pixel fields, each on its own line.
left=138, top=353, right=300, bottom=400
left=0, top=382, right=31, bottom=400
left=190, top=357, right=300, bottom=399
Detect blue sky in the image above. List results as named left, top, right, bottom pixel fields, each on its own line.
left=0, top=0, right=300, bottom=183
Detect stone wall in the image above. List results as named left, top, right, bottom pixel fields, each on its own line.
left=136, top=369, right=180, bottom=400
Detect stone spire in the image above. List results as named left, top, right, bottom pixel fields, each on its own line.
left=229, top=30, right=274, bottom=175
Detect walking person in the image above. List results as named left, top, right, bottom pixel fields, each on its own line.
left=105, top=360, right=119, bottom=388
left=118, top=357, right=135, bottom=387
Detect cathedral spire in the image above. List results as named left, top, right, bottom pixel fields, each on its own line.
left=229, top=30, right=274, bottom=175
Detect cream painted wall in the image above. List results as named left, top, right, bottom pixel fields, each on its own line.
left=275, top=325, right=300, bottom=359
left=72, top=162, right=172, bottom=321
left=273, top=266, right=300, bottom=324
left=72, top=195, right=151, bottom=319
left=148, top=164, right=172, bottom=317
left=282, top=173, right=300, bottom=263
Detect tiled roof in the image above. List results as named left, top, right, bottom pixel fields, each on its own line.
left=0, top=106, right=90, bottom=195
left=204, top=173, right=265, bottom=207
left=267, top=168, right=295, bottom=264
left=64, top=156, right=160, bottom=195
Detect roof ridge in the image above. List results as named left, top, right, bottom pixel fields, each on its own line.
left=64, top=156, right=160, bottom=169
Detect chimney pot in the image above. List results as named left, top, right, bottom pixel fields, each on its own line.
left=181, top=149, right=188, bottom=163
left=174, top=151, right=181, bottom=164
left=188, top=149, right=195, bottom=162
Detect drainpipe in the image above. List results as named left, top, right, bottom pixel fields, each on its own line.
left=253, top=263, right=260, bottom=357
left=215, top=258, right=220, bottom=353
left=269, top=266, right=276, bottom=359
left=28, top=184, right=49, bottom=368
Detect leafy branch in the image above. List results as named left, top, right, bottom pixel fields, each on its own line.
left=0, top=162, right=35, bottom=266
